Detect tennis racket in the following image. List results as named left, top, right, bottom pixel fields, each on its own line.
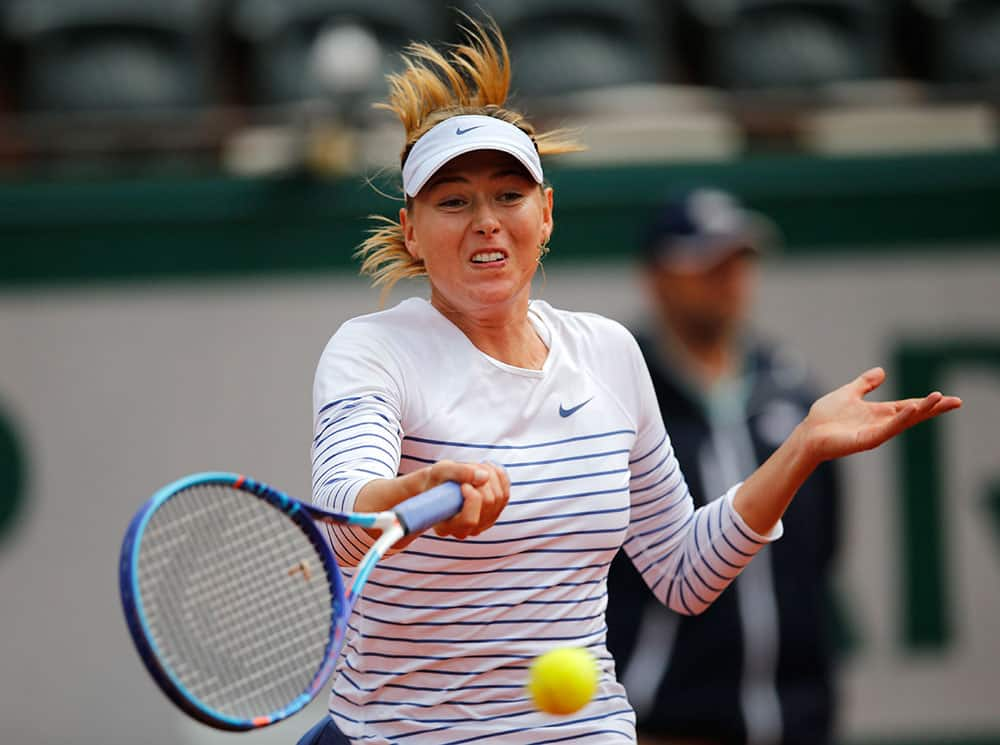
left=118, top=471, right=463, bottom=731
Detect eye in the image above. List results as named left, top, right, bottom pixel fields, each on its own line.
left=438, top=196, right=468, bottom=209
left=498, top=191, right=524, bottom=203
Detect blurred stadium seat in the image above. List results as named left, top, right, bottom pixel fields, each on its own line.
left=684, top=0, right=890, bottom=90
left=911, top=0, right=1000, bottom=85
left=2, top=0, right=213, bottom=112
left=456, top=0, right=671, bottom=99
left=229, top=0, right=447, bottom=112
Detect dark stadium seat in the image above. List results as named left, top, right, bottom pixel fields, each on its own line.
left=912, top=0, right=1000, bottom=84
left=229, top=0, right=447, bottom=108
left=2, top=0, right=213, bottom=112
left=684, top=0, right=890, bottom=89
left=455, top=0, right=671, bottom=99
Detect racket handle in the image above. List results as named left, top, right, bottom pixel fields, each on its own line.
left=394, top=481, right=464, bottom=535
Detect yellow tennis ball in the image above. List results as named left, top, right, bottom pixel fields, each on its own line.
left=528, top=647, right=598, bottom=715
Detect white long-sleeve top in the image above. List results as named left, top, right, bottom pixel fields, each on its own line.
left=311, top=297, right=781, bottom=744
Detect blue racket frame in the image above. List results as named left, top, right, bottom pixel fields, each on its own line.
left=119, top=471, right=463, bottom=731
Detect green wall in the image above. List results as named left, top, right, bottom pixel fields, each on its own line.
left=3, top=149, right=1000, bottom=285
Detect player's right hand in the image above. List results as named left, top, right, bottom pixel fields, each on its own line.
left=356, top=459, right=510, bottom=546
left=432, top=460, right=510, bottom=540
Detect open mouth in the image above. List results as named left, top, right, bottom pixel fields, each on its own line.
left=470, top=250, right=507, bottom=266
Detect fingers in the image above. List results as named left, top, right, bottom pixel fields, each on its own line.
left=863, top=391, right=962, bottom=450
left=388, top=459, right=488, bottom=502
left=859, top=401, right=919, bottom=450
left=915, top=392, right=962, bottom=422
left=479, top=460, right=511, bottom=529
left=433, top=460, right=510, bottom=540
left=930, top=395, right=962, bottom=416
left=853, top=367, right=886, bottom=396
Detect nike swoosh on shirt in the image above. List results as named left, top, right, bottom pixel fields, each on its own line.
left=455, top=125, right=485, bottom=135
left=559, top=397, right=594, bottom=418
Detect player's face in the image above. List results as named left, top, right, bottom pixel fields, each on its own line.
left=401, top=150, right=553, bottom=321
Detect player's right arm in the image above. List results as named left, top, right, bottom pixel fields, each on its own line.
left=311, top=319, right=508, bottom=564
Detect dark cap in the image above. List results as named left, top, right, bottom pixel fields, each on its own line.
left=640, top=189, right=774, bottom=272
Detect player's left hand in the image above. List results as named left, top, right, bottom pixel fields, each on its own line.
left=801, top=366, right=962, bottom=462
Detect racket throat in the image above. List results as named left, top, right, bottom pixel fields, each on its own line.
left=346, top=520, right=404, bottom=605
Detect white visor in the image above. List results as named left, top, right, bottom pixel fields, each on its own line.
left=402, top=115, right=543, bottom=197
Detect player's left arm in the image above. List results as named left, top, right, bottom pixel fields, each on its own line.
left=733, top=366, right=961, bottom=535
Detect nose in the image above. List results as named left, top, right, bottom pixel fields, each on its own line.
left=472, top=201, right=501, bottom=235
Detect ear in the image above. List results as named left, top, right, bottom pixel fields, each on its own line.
left=400, top=207, right=420, bottom=260
left=541, top=187, right=554, bottom=245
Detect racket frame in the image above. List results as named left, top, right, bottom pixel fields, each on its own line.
left=118, top=471, right=429, bottom=731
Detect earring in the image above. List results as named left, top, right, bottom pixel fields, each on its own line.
left=538, top=239, right=550, bottom=264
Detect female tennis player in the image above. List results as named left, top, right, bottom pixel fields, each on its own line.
left=301, top=19, right=960, bottom=745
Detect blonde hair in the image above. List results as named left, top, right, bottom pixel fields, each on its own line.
left=355, top=17, right=583, bottom=296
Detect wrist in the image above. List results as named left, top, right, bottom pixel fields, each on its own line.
left=355, top=479, right=392, bottom=514
left=786, top=420, right=824, bottom=473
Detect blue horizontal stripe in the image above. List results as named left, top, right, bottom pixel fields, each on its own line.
left=510, top=485, right=629, bottom=507
left=511, top=466, right=630, bottom=488
left=314, top=414, right=397, bottom=448
left=374, top=560, right=610, bottom=576
left=631, top=481, right=688, bottom=515
left=314, top=406, right=392, bottom=444
left=403, top=429, right=634, bottom=451
left=402, top=545, right=620, bottom=561
left=338, top=697, right=622, bottom=727
left=340, top=658, right=525, bottom=692
left=695, top=514, right=740, bottom=581
left=331, top=687, right=531, bottom=711
left=346, top=662, right=529, bottom=678
left=731, top=513, right=768, bottom=545
left=687, top=557, right=725, bottom=595
left=629, top=451, right=671, bottom=482
left=400, top=448, right=632, bottom=469
left=343, top=640, right=536, bottom=663
left=503, top=448, right=631, bottom=468
left=421, top=525, right=627, bottom=545
left=533, top=725, right=635, bottom=745
left=354, top=609, right=605, bottom=627
left=344, top=623, right=605, bottom=646
left=364, top=576, right=604, bottom=594
left=390, top=700, right=631, bottom=742
left=436, top=706, right=635, bottom=745
left=706, top=508, right=743, bottom=570
left=628, top=429, right=668, bottom=464
left=313, top=427, right=398, bottom=465
left=630, top=503, right=691, bottom=538
left=361, top=589, right=607, bottom=612
left=400, top=453, right=435, bottom=464
left=682, top=572, right=711, bottom=607
left=315, top=412, right=399, bottom=446
left=317, top=393, right=389, bottom=417
left=496, top=505, right=628, bottom=526
left=635, top=515, right=694, bottom=574
left=317, top=394, right=364, bottom=416
left=315, top=440, right=399, bottom=469
left=629, top=460, right=680, bottom=494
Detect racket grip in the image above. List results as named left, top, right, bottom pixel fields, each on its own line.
left=395, top=481, right=464, bottom=535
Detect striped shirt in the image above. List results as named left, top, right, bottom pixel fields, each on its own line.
left=311, top=297, right=781, bottom=744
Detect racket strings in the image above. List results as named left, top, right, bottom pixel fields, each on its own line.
left=137, top=484, right=336, bottom=722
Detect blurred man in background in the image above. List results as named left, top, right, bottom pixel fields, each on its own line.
left=606, top=189, right=841, bottom=745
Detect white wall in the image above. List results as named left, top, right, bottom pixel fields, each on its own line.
left=1, top=252, right=998, bottom=745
